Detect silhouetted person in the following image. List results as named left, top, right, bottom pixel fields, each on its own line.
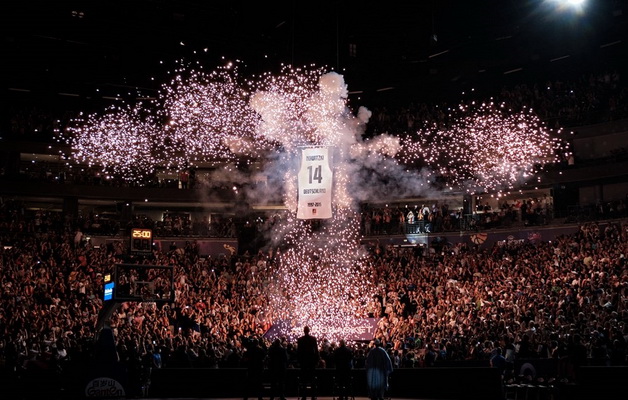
left=334, top=339, right=354, bottom=400
left=297, top=326, right=319, bottom=400
left=365, top=340, right=393, bottom=400
left=490, top=347, right=507, bottom=382
left=243, top=338, right=267, bottom=400
left=424, top=343, right=438, bottom=367
left=267, top=338, right=288, bottom=400
left=566, top=333, right=588, bottom=382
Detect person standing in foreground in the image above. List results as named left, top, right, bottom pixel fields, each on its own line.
left=267, top=338, right=288, bottom=400
left=333, top=339, right=354, bottom=400
left=296, top=326, right=320, bottom=400
left=365, top=339, right=393, bottom=400
left=243, top=338, right=267, bottom=400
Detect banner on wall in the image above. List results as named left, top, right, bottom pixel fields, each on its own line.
left=297, top=146, right=333, bottom=219
left=263, top=318, right=380, bottom=341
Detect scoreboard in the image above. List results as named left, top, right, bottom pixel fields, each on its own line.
left=130, top=228, right=153, bottom=254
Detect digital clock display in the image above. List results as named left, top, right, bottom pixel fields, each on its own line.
left=130, top=228, right=153, bottom=253
left=132, top=228, right=152, bottom=239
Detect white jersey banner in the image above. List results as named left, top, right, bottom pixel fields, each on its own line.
left=297, top=147, right=333, bottom=219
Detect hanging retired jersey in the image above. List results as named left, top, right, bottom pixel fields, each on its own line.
left=297, top=146, right=333, bottom=219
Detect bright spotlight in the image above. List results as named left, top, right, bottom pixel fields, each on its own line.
left=546, top=0, right=587, bottom=13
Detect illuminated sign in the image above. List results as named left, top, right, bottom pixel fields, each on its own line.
left=104, top=282, right=115, bottom=301
left=131, top=228, right=153, bottom=239
left=130, top=228, right=153, bottom=254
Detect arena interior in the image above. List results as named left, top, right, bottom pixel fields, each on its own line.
left=2, top=1, right=628, bottom=400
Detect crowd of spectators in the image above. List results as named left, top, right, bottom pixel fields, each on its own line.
left=360, top=196, right=561, bottom=235
left=2, top=65, right=628, bottom=398
left=130, top=213, right=237, bottom=238
left=359, top=195, right=628, bottom=236
left=1, top=196, right=627, bottom=397
left=365, top=70, right=628, bottom=137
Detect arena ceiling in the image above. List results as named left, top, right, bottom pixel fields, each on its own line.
left=4, top=0, right=628, bottom=105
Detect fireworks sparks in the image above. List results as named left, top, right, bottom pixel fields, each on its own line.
left=397, top=101, right=571, bottom=194
left=159, top=65, right=260, bottom=168
left=56, top=59, right=570, bottom=342
left=264, top=208, right=376, bottom=341
left=58, top=62, right=568, bottom=195
left=62, top=104, right=160, bottom=182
